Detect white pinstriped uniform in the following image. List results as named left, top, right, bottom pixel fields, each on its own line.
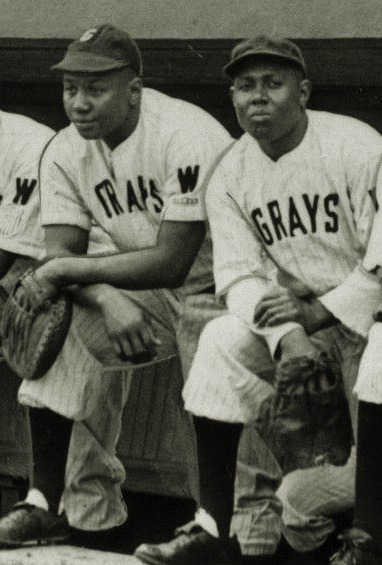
left=18, top=88, right=233, bottom=530
left=0, top=111, right=53, bottom=265
left=183, top=111, right=382, bottom=554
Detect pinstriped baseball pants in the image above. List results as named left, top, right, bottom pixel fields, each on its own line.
left=184, top=314, right=364, bottom=554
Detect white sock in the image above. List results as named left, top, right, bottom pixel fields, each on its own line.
left=194, top=508, right=219, bottom=538
left=24, top=488, right=49, bottom=511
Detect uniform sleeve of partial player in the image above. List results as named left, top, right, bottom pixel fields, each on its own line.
left=207, top=164, right=301, bottom=358
left=318, top=123, right=382, bottom=337
left=161, top=115, right=232, bottom=222
left=0, top=126, right=54, bottom=259
left=39, top=133, right=92, bottom=231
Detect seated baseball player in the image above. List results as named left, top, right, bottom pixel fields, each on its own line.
left=327, top=219, right=382, bottom=563
left=0, top=111, right=53, bottom=285
left=0, top=24, right=236, bottom=550
left=132, top=36, right=382, bottom=565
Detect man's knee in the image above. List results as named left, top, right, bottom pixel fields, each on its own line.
left=198, top=314, right=271, bottom=364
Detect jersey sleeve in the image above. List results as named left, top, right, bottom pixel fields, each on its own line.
left=0, top=127, right=53, bottom=259
left=39, top=134, right=93, bottom=232
left=207, top=164, right=301, bottom=357
left=161, top=120, right=232, bottom=223
left=318, top=130, right=382, bottom=337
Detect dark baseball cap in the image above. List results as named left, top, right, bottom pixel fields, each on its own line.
left=224, top=35, right=307, bottom=78
left=52, top=24, right=143, bottom=75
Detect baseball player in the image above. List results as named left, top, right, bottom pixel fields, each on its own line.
left=328, top=194, right=382, bottom=562
left=133, top=36, right=382, bottom=565
left=0, top=24, right=236, bottom=550
left=0, top=111, right=53, bottom=281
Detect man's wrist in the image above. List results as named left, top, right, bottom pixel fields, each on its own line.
left=303, top=298, right=337, bottom=334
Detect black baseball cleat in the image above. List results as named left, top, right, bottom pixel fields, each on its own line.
left=0, top=502, right=70, bottom=547
left=329, top=528, right=381, bottom=565
left=134, top=521, right=240, bottom=565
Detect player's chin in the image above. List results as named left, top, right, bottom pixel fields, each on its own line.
left=246, top=122, right=274, bottom=141
left=72, top=121, right=100, bottom=139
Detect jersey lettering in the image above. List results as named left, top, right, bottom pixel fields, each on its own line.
left=368, top=187, right=379, bottom=211
left=13, top=177, right=37, bottom=205
left=149, top=180, right=164, bottom=212
left=324, top=193, right=339, bottom=232
left=302, top=193, right=319, bottom=233
left=178, top=165, right=200, bottom=194
left=289, top=196, right=308, bottom=237
left=251, top=192, right=340, bottom=245
left=95, top=177, right=165, bottom=218
left=126, top=177, right=164, bottom=214
left=267, top=200, right=287, bottom=240
left=95, top=179, right=124, bottom=218
left=251, top=208, right=274, bottom=245
left=127, top=180, right=144, bottom=212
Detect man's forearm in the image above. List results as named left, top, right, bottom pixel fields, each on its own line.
left=303, top=297, right=338, bottom=335
left=0, top=249, right=17, bottom=280
left=42, top=245, right=189, bottom=291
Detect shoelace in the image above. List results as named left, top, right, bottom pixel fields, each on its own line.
left=330, top=531, right=368, bottom=563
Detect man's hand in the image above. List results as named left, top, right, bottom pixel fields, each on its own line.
left=31, top=257, right=64, bottom=300
left=254, top=287, right=336, bottom=335
left=279, top=327, right=319, bottom=360
left=98, top=289, right=161, bottom=362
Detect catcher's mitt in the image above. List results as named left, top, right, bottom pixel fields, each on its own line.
left=0, top=267, right=72, bottom=381
left=268, top=351, right=352, bottom=475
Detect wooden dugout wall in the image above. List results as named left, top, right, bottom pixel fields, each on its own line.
left=0, top=37, right=382, bottom=505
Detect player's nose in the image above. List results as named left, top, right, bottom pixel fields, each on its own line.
left=71, top=90, right=92, bottom=112
left=250, top=83, right=268, bottom=103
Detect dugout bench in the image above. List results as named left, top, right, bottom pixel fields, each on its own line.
left=1, top=36, right=382, bottom=513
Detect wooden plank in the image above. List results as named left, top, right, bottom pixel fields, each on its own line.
left=0, top=38, right=382, bottom=86
left=116, top=357, right=194, bottom=498
left=0, top=545, right=141, bottom=565
left=0, top=362, right=30, bottom=479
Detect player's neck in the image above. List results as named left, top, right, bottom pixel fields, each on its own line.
left=258, top=113, right=308, bottom=162
left=102, top=108, right=140, bottom=151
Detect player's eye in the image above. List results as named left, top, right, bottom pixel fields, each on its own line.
left=236, top=82, right=253, bottom=92
left=89, top=86, right=106, bottom=95
left=64, top=85, right=77, bottom=96
left=268, top=79, right=283, bottom=88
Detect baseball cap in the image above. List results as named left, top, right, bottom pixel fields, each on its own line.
left=224, top=35, right=306, bottom=78
left=51, top=24, right=143, bottom=75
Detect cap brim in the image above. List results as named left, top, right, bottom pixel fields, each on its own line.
left=224, top=51, right=306, bottom=78
left=51, top=51, right=128, bottom=73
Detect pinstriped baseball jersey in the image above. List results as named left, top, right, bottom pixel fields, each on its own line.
left=39, top=88, right=232, bottom=295
left=206, top=110, right=382, bottom=339
left=0, top=111, right=53, bottom=259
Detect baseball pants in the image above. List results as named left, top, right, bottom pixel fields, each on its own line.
left=18, top=288, right=225, bottom=529
left=184, top=314, right=365, bottom=554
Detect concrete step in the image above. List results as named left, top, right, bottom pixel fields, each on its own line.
left=0, top=545, right=141, bottom=565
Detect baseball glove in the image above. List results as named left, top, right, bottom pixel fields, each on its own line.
left=0, top=267, right=72, bottom=381
left=268, top=351, right=353, bottom=475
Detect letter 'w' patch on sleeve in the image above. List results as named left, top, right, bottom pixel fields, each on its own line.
left=178, top=165, right=200, bottom=193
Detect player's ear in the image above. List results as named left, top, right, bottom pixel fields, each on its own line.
left=299, top=79, right=312, bottom=109
left=128, top=76, right=142, bottom=107
left=229, top=84, right=237, bottom=107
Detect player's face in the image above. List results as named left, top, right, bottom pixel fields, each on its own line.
left=230, top=61, right=311, bottom=156
left=63, top=70, right=142, bottom=149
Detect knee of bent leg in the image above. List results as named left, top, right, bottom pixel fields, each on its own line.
left=198, top=314, right=256, bottom=356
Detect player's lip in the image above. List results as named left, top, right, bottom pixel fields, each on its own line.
left=73, top=119, right=98, bottom=131
left=248, top=112, right=272, bottom=119
left=73, top=119, right=97, bottom=126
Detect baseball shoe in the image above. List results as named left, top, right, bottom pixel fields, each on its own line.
left=329, top=528, right=380, bottom=565
left=0, top=502, right=70, bottom=547
left=134, top=521, right=239, bottom=565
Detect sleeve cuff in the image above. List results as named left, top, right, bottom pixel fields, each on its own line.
left=42, top=212, right=91, bottom=232
left=162, top=199, right=206, bottom=222
left=318, top=264, right=382, bottom=337
left=225, top=277, right=301, bottom=358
